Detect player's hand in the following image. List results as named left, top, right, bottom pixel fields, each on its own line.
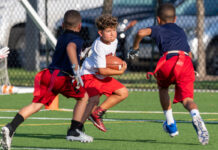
left=0, top=47, right=10, bottom=59
left=120, top=61, right=127, bottom=74
left=72, top=65, right=84, bottom=88
left=127, top=48, right=139, bottom=59
left=75, top=71, right=84, bottom=88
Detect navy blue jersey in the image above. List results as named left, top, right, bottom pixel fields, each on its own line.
left=49, top=30, right=84, bottom=75
left=150, top=23, right=190, bottom=56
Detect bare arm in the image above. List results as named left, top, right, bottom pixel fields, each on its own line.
left=66, top=42, right=79, bottom=70
left=98, top=61, right=127, bottom=76
left=133, top=28, right=152, bottom=50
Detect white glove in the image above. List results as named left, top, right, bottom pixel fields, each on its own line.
left=0, top=47, right=10, bottom=59
left=127, top=48, right=139, bottom=59
left=72, top=65, right=84, bottom=88
left=80, top=46, right=92, bottom=59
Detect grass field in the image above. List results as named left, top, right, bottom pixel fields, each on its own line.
left=0, top=92, right=218, bottom=150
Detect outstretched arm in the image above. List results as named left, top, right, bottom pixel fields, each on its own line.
left=128, top=28, right=152, bottom=59
left=67, top=42, right=84, bottom=87
left=67, top=42, right=79, bottom=70
left=132, top=28, right=152, bottom=50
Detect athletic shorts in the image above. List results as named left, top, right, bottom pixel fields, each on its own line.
left=156, top=56, right=195, bottom=103
left=32, top=69, right=86, bottom=106
left=81, top=74, right=125, bottom=97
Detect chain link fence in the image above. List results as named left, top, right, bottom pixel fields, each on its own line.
left=2, top=0, right=218, bottom=89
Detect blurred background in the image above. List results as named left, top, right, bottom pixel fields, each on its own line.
left=1, top=0, right=218, bottom=90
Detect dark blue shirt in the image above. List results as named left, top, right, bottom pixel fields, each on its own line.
left=150, top=23, right=190, bottom=56
left=49, top=30, right=84, bottom=75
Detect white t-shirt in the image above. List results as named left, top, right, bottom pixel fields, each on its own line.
left=81, top=37, right=118, bottom=79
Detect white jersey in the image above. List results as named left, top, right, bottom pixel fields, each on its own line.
left=81, top=37, right=118, bottom=79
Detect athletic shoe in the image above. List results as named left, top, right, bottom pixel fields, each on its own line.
left=66, top=128, right=93, bottom=143
left=192, top=115, right=209, bottom=145
left=163, top=121, right=179, bottom=137
left=1, top=124, right=14, bottom=150
left=89, top=107, right=106, bottom=132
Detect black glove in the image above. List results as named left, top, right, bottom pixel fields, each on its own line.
left=127, top=48, right=139, bottom=59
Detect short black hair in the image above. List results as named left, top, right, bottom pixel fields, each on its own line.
left=63, top=10, right=81, bottom=28
left=157, top=3, right=175, bottom=22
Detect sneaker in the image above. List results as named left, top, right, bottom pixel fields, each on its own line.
left=192, top=115, right=209, bottom=145
left=66, top=129, right=93, bottom=143
left=163, top=121, right=179, bottom=137
left=1, top=124, right=14, bottom=150
left=89, top=107, right=106, bottom=132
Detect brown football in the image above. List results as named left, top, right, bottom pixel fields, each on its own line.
left=106, top=55, right=123, bottom=70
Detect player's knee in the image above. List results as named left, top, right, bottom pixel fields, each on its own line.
left=30, top=103, right=43, bottom=112
left=89, top=98, right=100, bottom=104
left=183, top=98, right=193, bottom=104
left=79, top=93, right=89, bottom=103
left=88, top=95, right=100, bottom=105
left=182, top=98, right=196, bottom=110
left=119, top=87, right=128, bottom=100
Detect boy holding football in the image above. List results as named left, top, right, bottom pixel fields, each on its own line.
left=128, top=3, right=209, bottom=145
left=80, top=14, right=128, bottom=132
left=1, top=10, right=93, bottom=150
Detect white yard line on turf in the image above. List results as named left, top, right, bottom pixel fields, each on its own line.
left=11, top=147, right=76, bottom=150
left=128, top=88, right=218, bottom=93
left=0, top=116, right=71, bottom=120
left=1, top=109, right=218, bottom=115
left=0, top=117, right=218, bottom=124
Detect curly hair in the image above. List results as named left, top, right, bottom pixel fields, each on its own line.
left=95, top=14, right=118, bottom=30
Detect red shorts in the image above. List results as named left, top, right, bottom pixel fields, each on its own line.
left=32, top=69, right=86, bottom=106
left=156, top=56, right=195, bottom=103
left=81, top=74, right=125, bottom=97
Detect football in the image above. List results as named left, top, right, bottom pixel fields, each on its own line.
left=106, top=55, right=123, bottom=70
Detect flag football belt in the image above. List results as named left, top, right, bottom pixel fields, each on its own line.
left=34, top=69, right=75, bottom=96
left=146, top=50, right=188, bottom=79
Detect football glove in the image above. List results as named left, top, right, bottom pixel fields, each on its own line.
left=72, top=65, right=84, bottom=88
left=80, top=46, right=92, bottom=59
left=0, top=47, right=10, bottom=59
left=127, top=48, right=139, bottom=59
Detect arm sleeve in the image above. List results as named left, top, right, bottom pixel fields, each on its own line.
left=93, top=42, right=106, bottom=68
left=112, top=39, right=118, bottom=55
left=149, top=26, right=159, bottom=39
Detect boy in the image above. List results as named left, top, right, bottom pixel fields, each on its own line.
left=1, top=10, right=93, bottom=150
left=80, top=14, right=128, bottom=132
left=128, top=4, right=209, bottom=145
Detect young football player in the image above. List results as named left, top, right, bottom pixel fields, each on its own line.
left=80, top=14, right=128, bottom=132
left=1, top=10, right=93, bottom=150
left=128, top=3, right=209, bottom=145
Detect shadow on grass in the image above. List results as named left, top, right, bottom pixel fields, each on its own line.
left=14, top=133, right=199, bottom=146
left=15, top=133, right=65, bottom=139
left=13, top=145, right=94, bottom=150
left=94, top=137, right=198, bottom=145
left=94, top=138, right=156, bottom=143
